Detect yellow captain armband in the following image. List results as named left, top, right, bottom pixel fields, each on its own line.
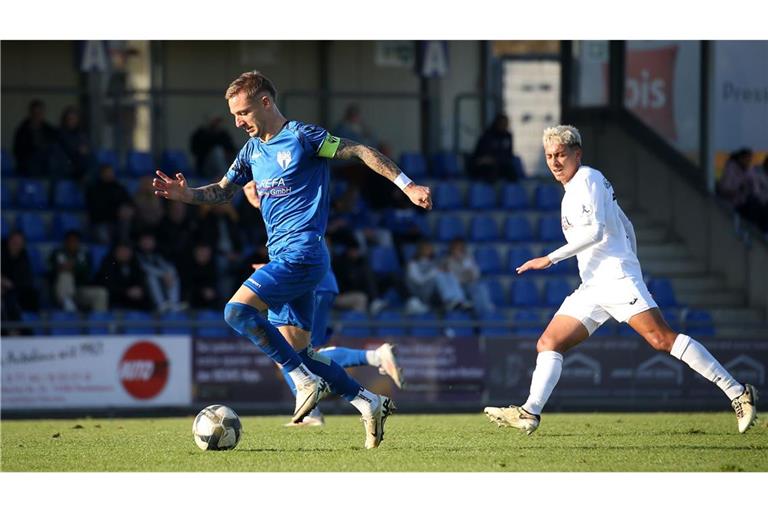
left=317, top=133, right=341, bottom=158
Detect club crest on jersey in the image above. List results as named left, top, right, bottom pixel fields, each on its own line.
left=277, top=151, right=292, bottom=171
left=561, top=216, right=573, bottom=230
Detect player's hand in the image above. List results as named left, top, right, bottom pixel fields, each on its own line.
left=243, top=181, right=261, bottom=209
left=153, top=170, right=190, bottom=201
left=516, top=256, right=553, bottom=274
left=404, top=183, right=432, bottom=210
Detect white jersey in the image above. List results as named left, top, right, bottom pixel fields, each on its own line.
left=559, top=165, right=642, bottom=284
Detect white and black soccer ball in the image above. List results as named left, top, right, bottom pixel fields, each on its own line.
left=192, top=404, right=243, bottom=451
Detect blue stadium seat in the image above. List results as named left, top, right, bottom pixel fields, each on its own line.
left=16, top=179, right=48, bottom=209
left=1, top=213, right=11, bottom=238
left=647, top=277, right=678, bottom=307
left=21, top=311, right=44, bottom=335
left=125, top=151, right=155, bottom=177
left=436, top=215, right=465, bottom=242
left=374, top=309, right=406, bottom=337
left=592, top=319, right=619, bottom=338
left=122, top=311, right=155, bottom=335
left=51, top=213, right=85, bottom=240
left=25, top=244, right=45, bottom=275
left=539, top=214, right=564, bottom=242
left=544, top=278, right=573, bottom=306
left=95, top=149, right=120, bottom=171
left=444, top=310, right=474, bottom=336
left=409, top=312, right=440, bottom=336
left=430, top=151, right=462, bottom=177
left=512, top=310, right=541, bottom=336
left=196, top=310, right=230, bottom=337
left=369, top=246, right=401, bottom=275
left=2, top=181, right=12, bottom=207
left=89, top=244, right=110, bottom=275
left=433, top=183, right=463, bottom=210
left=535, top=184, right=562, bottom=210
left=510, top=279, right=541, bottom=307
left=49, top=310, right=82, bottom=335
left=122, top=178, right=141, bottom=197
left=339, top=311, right=372, bottom=338
left=160, top=310, right=193, bottom=335
left=52, top=180, right=86, bottom=210
left=386, top=209, right=430, bottom=237
left=682, top=309, right=714, bottom=336
left=1, top=149, right=14, bottom=175
left=504, top=215, right=534, bottom=242
left=160, top=150, right=191, bottom=175
left=469, top=215, right=498, bottom=242
left=480, top=310, right=509, bottom=337
left=16, top=212, right=47, bottom=242
left=541, top=243, right=578, bottom=275
left=398, top=152, right=427, bottom=178
left=501, top=183, right=529, bottom=210
left=468, top=182, right=496, bottom=210
left=87, top=311, right=115, bottom=335
left=483, top=278, right=507, bottom=307
left=507, top=246, right=534, bottom=273
left=474, top=246, right=502, bottom=275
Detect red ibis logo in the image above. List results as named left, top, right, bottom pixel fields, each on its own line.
left=119, top=341, right=169, bottom=400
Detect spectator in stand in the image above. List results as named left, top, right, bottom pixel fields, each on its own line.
left=330, top=235, right=378, bottom=313
left=192, top=203, right=244, bottom=299
left=113, top=201, right=141, bottom=245
left=333, top=104, right=377, bottom=148
left=135, top=230, right=185, bottom=313
left=95, top=240, right=151, bottom=310
left=444, top=238, right=495, bottom=315
left=405, top=240, right=471, bottom=314
left=1, top=231, right=39, bottom=333
left=469, top=113, right=524, bottom=182
left=13, top=99, right=58, bottom=176
left=86, top=164, right=132, bottom=244
left=49, top=230, right=108, bottom=313
left=190, top=115, right=237, bottom=178
left=747, top=155, right=768, bottom=232
left=133, top=176, right=165, bottom=230
left=180, top=242, right=221, bottom=309
left=718, top=148, right=767, bottom=230
left=156, top=201, right=196, bottom=264
left=56, top=106, right=92, bottom=181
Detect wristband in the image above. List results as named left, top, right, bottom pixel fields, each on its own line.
left=394, top=172, right=413, bottom=190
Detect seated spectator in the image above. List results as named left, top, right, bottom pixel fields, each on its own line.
left=180, top=242, right=220, bottom=310
left=333, top=104, right=378, bottom=148
left=331, top=238, right=377, bottom=314
left=190, top=115, right=236, bottom=178
left=1, top=231, right=39, bottom=333
left=86, top=164, right=132, bottom=244
left=444, top=238, right=495, bottom=315
left=157, top=201, right=197, bottom=264
left=193, top=203, right=243, bottom=299
left=95, top=241, right=151, bottom=310
left=135, top=230, right=185, bottom=313
left=55, top=106, right=92, bottom=181
left=133, top=176, right=165, bottom=230
left=718, top=148, right=766, bottom=230
left=468, top=113, right=523, bottom=182
left=406, top=240, right=471, bottom=313
left=48, top=230, right=108, bottom=313
left=13, top=99, right=58, bottom=176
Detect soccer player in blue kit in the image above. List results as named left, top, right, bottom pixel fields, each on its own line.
left=153, top=71, right=431, bottom=448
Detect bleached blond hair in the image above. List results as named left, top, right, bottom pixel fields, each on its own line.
left=542, top=125, right=582, bottom=148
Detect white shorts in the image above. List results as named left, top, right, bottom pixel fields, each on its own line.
left=554, top=275, right=658, bottom=335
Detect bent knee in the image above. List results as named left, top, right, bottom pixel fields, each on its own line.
left=644, top=331, right=677, bottom=352
left=536, top=334, right=566, bottom=354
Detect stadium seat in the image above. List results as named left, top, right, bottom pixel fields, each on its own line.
left=87, top=311, right=115, bottom=335
left=369, top=246, right=401, bottom=275
left=122, top=178, right=141, bottom=197
left=468, top=182, right=496, bottom=210
left=89, top=244, right=110, bottom=276
left=509, top=279, right=541, bottom=307
left=409, top=312, right=440, bottom=336
left=433, top=183, right=463, bottom=210
left=469, top=215, right=498, bottom=242
left=504, top=215, right=534, bottom=242
left=647, top=278, right=678, bottom=307
left=160, top=310, right=193, bottom=335
left=25, top=244, right=46, bottom=275
left=474, top=246, right=503, bottom=275
left=480, top=310, right=509, bottom=337
left=16, top=212, right=48, bottom=242
left=444, top=310, right=475, bottom=336
left=541, top=243, right=578, bottom=275
left=512, top=310, right=541, bottom=336
left=398, top=152, right=427, bottom=178
left=374, top=309, right=406, bottom=337
left=506, top=246, right=534, bottom=273
left=49, top=310, right=82, bottom=335
left=1, top=213, right=12, bottom=238
left=160, top=150, right=191, bottom=175
left=196, top=310, right=230, bottom=337
left=544, top=278, right=573, bottom=306
left=52, top=180, right=86, bottom=210
left=386, top=209, right=430, bottom=237
left=501, top=183, right=529, bottom=210
left=16, top=178, right=48, bottom=209
left=122, top=311, right=155, bottom=335
left=430, top=151, right=462, bottom=177
left=539, top=214, right=564, bottom=242
left=684, top=309, right=715, bottom=337
left=51, top=213, right=85, bottom=240
left=483, top=278, right=507, bottom=307
left=339, top=310, right=372, bottom=338
left=535, top=183, right=562, bottom=210
left=125, top=151, right=155, bottom=177
left=1, top=149, right=14, bottom=175
left=436, top=215, right=465, bottom=242
left=20, top=311, right=44, bottom=335
left=95, top=149, right=120, bottom=172
left=1, top=181, right=13, bottom=207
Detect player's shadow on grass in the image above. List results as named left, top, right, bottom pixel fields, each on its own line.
left=236, top=448, right=337, bottom=453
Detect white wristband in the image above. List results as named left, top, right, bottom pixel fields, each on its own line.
left=394, top=172, right=413, bottom=190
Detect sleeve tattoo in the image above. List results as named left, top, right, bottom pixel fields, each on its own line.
left=189, top=178, right=241, bottom=205
left=334, top=138, right=402, bottom=182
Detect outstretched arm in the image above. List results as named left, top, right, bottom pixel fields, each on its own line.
left=153, top=171, right=241, bottom=205
left=516, top=224, right=604, bottom=275
left=334, top=138, right=432, bottom=210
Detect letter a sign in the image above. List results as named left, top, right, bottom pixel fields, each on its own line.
left=417, top=41, right=449, bottom=78
left=79, top=41, right=109, bottom=72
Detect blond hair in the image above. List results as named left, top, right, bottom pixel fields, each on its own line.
left=542, top=125, right=582, bottom=148
left=225, top=71, right=277, bottom=101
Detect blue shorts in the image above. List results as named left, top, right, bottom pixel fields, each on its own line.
left=243, top=256, right=329, bottom=332
left=311, top=291, right=337, bottom=347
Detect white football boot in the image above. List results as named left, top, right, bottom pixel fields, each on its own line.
left=285, top=407, right=325, bottom=428
left=292, top=377, right=328, bottom=423
left=376, top=343, right=405, bottom=389
left=731, top=383, right=758, bottom=434
left=484, top=405, right=540, bottom=435
left=361, top=395, right=396, bottom=449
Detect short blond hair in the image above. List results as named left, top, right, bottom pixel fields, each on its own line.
left=542, top=125, right=582, bottom=148
left=225, top=71, right=277, bottom=101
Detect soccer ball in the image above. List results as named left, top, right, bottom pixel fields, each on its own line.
left=192, top=404, right=243, bottom=451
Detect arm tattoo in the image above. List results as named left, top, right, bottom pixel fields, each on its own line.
left=334, top=138, right=401, bottom=182
left=188, top=179, right=240, bottom=205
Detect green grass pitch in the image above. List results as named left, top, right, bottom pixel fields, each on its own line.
left=2, top=412, right=766, bottom=472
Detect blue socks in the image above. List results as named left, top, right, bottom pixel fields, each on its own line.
left=224, top=302, right=303, bottom=372
left=317, top=346, right=368, bottom=367
left=297, top=347, right=362, bottom=401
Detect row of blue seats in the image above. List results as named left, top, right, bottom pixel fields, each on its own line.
left=432, top=182, right=561, bottom=211
left=2, top=211, right=86, bottom=242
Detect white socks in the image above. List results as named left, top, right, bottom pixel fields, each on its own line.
left=288, top=364, right=316, bottom=388
left=522, top=351, right=563, bottom=416
left=350, top=388, right=380, bottom=416
left=365, top=349, right=381, bottom=367
left=670, top=334, right=744, bottom=400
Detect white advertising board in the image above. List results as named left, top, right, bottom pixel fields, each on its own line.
left=1, top=335, right=191, bottom=410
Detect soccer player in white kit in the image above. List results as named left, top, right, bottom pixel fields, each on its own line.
left=484, top=125, right=758, bottom=434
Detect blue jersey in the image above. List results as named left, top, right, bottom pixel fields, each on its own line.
left=226, top=121, right=340, bottom=264
left=316, top=269, right=339, bottom=295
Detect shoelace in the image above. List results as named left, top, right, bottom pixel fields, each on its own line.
left=732, top=399, right=744, bottom=418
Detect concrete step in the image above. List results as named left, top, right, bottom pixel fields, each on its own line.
left=637, top=243, right=690, bottom=260
left=634, top=226, right=672, bottom=244
left=709, top=308, right=765, bottom=324
left=642, top=259, right=707, bottom=275
left=715, top=324, right=768, bottom=339
left=670, top=275, right=727, bottom=294
left=677, top=290, right=746, bottom=308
